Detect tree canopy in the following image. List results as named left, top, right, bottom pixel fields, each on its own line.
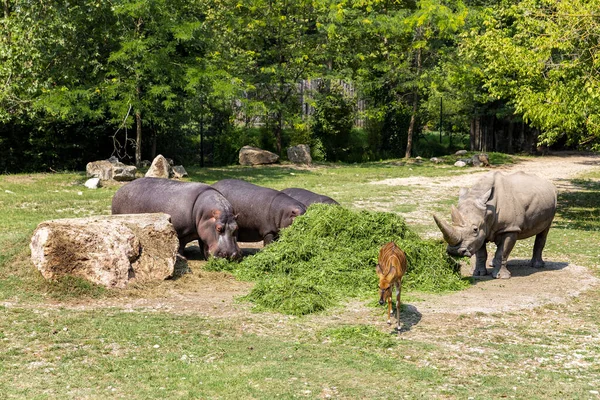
left=1, top=0, right=598, bottom=172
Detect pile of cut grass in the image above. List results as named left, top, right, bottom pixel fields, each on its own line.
left=206, top=204, right=469, bottom=315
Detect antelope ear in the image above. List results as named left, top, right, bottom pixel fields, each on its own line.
left=376, top=263, right=382, bottom=274
left=388, top=266, right=396, bottom=276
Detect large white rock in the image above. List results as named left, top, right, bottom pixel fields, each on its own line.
left=145, top=154, right=172, bottom=178
left=30, top=213, right=178, bottom=288
left=239, top=146, right=279, bottom=166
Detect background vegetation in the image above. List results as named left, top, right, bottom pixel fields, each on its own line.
left=2, top=0, right=600, bottom=173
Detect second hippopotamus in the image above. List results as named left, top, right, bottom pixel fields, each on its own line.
left=281, top=187, right=339, bottom=207
left=112, top=177, right=240, bottom=260
left=211, top=179, right=306, bottom=244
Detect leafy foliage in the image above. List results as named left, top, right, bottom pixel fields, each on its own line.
left=207, top=204, right=468, bottom=316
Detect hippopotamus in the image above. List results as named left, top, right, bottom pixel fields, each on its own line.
left=280, top=188, right=339, bottom=207
left=433, top=171, right=556, bottom=279
left=211, top=179, right=306, bottom=244
left=111, top=177, right=240, bottom=260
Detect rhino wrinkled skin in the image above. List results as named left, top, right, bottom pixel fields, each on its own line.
left=433, top=171, right=557, bottom=279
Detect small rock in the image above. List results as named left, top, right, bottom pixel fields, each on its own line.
left=430, top=157, right=443, bottom=164
left=455, top=150, right=468, bottom=156
left=172, top=165, right=188, bottom=179
left=5, top=190, right=15, bottom=194
left=454, top=160, right=467, bottom=167
left=84, top=178, right=101, bottom=189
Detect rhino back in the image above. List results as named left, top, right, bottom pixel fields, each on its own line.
left=466, top=172, right=557, bottom=239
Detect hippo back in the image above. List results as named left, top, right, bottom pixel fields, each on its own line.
left=212, top=179, right=306, bottom=242
left=281, top=188, right=339, bottom=207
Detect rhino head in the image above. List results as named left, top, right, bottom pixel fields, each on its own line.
left=433, top=187, right=493, bottom=258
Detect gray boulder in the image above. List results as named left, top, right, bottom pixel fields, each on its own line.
left=454, top=160, right=467, bottom=167
left=30, top=213, right=179, bottom=289
left=239, top=146, right=279, bottom=166
left=455, top=150, right=468, bottom=156
left=287, top=144, right=312, bottom=165
left=86, top=159, right=137, bottom=181
left=172, top=165, right=188, bottom=179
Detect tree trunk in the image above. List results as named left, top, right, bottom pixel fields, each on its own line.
left=135, top=111, right=142, bottom=167
left=405, top=96, right=418, bottom=158
left=405, top=48, right=422, bottom=159
left=275, top=112, right=283, bottom=155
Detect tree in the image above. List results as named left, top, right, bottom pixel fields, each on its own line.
left=463, top=0, right=600, bottom=149
left=215, top=0, right=327, bottom=155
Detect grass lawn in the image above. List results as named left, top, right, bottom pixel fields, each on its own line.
left=1, top=153, right=599, bottom=399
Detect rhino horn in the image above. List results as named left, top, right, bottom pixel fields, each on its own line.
left=433, top=214, right=461, bottom=246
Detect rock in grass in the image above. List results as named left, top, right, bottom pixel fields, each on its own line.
left=30, top=213, right=178, bottom=288
left=207, top=204, right=467, bottom=315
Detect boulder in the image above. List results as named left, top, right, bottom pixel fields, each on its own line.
left=478, top=153, right=490, bottom=167
left=30, top=213, right=179, bottom=289
left=145, top=154, right=171, bottom=178
left=86, top=160, right=114, bottom=181
left=454, top=160, right=467, bottom=167
left=287, top=144, right=312, bottom=165
left=455, top=150, right=468, bottom=156
left=86, top=159, right=137, bottom=181
left=172, top=165, right=188, bottom=179
left=239, top=146, right=279, bottom=166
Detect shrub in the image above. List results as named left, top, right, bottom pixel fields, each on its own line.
left=206, top=205, right=469, bottom=315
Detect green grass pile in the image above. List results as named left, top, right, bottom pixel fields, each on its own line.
left=206, top=204, right=469, bottom=315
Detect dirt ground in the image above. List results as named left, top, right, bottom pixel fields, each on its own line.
left=33, top=153, right=600, bottom=336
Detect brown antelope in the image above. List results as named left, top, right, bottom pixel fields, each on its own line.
left=376, top=241, right=408, bottom=331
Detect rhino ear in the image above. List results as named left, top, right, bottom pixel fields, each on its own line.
left=458, top=188, right=469, bottom=202
left=450, top=205, right=465, bottom=226
left=475, top=189, right=492, bottom=210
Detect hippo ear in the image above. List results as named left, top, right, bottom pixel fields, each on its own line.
left=234, top=213, right=239, bottom=220
left=475, top=189, right=492, bottom=210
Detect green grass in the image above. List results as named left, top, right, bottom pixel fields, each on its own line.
left=2, top=154, right=600, bottom=399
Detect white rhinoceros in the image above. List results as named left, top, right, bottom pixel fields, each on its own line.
left=433, top=171, right=557, bottom=279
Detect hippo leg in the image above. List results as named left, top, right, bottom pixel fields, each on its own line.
left=473, top=246, right=488, bottom=276
left=492, top=233, right=517, bottom=279
left=263, top=233, right=276, bottom=245
left=531, top=226, right=550, bottom=268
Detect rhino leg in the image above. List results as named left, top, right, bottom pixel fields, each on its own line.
left=473, top=246, right=488, bottom=276
left=492, top=233, right=517, bottom=279
left=531, top=226, right=550, bottom=268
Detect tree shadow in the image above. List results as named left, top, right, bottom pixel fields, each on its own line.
left=555, top=179, right=600, bottom=232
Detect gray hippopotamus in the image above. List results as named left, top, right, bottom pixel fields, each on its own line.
left=211, top=179, right=306, bottom=244
left=433, top=171, right=556, bottom=279
left=280, top=188, right=339, bottom=207
left=112, top=177, right=240, bottom=260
